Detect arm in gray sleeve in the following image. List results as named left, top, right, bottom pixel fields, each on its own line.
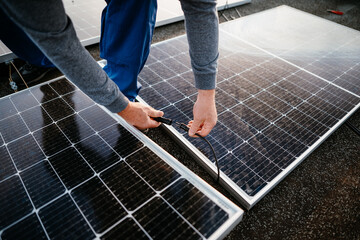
left=180, top=0, right=219, bottom=90
left=0, top=0, right=129, bottom=113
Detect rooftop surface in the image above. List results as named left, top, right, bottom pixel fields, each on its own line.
left=0, top=0, right=359, bottom=239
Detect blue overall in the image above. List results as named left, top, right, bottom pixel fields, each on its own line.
left=0, top=0, right=157, bottom=101
left=100, top=0, right=157, bottom=101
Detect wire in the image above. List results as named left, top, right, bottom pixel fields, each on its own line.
left=8, top=64, right=18, bottom=93
left=345, top=121, right=360, bottom=136
left=9, top=61, right=29, bottom=88
left=196, top=133, right=220, bottom=183
left=176, top=122, right=220, bottom=183
left=219, top=0, right=230, bottom=22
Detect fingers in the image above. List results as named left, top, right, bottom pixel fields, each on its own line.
left=146, top=118, right=162, bottom=128
left=143, top=107, right=163, bottom=129
left=147, top=108, right=164, bottom=118
left=118, top=102, right=163, bottom=130
left=198, top=122, right=213, bottom=137
left=189, top=119, right=202, bottom=137
left=188, top=120, right=216, bottom=137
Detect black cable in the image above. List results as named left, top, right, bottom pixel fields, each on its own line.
left=196, top=133, right=220, bottom=183
left=345, top=121, right=360, bottom=136
left=176, top=122, right=220, bottom=183
left=219, top=0, right=230, bottom=22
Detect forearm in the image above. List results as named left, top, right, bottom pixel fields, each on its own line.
left=1, top=0, right=129, bottom=113
left=180, top=0, right=219, bottom=90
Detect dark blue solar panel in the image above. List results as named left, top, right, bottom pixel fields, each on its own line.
left=10, top=90, right=38, bottom=112
left=75, top=134, right=120, bottom=173
left=99, top=124, right=144, bottom=158
left=7, top=134, right=45, bottom=171
left=30, top=84, right=58, bottom=103
left=62, top=90, right=95, bottom=111
left=138, top=16, right=360, bottom=208
left=42, top=97, right=74, bottom=121
left=78, top=105, right=117, bottom=131
left=126, top=147, right=180, bottom=190
left=57, top=114, right=95, bottom=143
left=20, top=161, right=65, bottom=208
left=71, top=177, right=127, bottom=233
left=162, top=178, right=229, bottom=238
left=49, top=147, right=94, bottom=189
left=20, top=105, right=53, bottom=132
left=100, top=217, right=148, bottom=240
left=1, top=214, right=47, bottom=240
left=100, top=161, right=155, bottom=211
left=39, top=195, right=95, bottom=240
left=33, top=123, right=71, bottom=157
left=133, top=197, right=202, bottom=240
left=0, top=176, right=33, bottom=229
left=0, top=114, right=29, bottom=143
left=0, top=146, right=16, bottom=181
left=1, top=69, right=241, bottom=238
left=0, top=97, right=17, bottom=120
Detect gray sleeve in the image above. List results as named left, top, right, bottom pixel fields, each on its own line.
left=0, top=0, right=129, bottom=113
left=180, top=0, right=219, bottom=90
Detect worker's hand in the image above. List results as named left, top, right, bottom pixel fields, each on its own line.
left=118, top=102, right=164, bottom=130
left=188, top=89, right=217, bottom=137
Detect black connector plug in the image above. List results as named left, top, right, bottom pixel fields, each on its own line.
left=153, top=117, right=173, bottom=125
left=176, top=122, right=190, bottom=132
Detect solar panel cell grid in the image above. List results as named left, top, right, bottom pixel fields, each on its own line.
left=1, top=214, right=47, bottom=240
left=7, top=134, right=45, bottom=171
left=0, top=146, right=16, bottom=181
left=20, top=161, right=65, bottom=209
left=57, top=114, right=95, bottom=143
left=0, top=77, right=242, bottom=239
left=62, top=90, right=95, bottom=111
left=133, top=197, right=202, bottom=240
left=100, top=161, right=156, bottom=211
left=10, top=90, right=39, bottom=112
left=100, top=217, right=149, bottom=240
left=138, top=7, right=360, bottom=208
left=71, top=177, right=128, bottom=233
left=20, top=105, right=53, bottom=132
left=0, top=176, right=33, bottom=229
left=39, top=195, right=95, bottom=240
left=126, top=147, right=181, bottom=190
left=0, top=114, right=30, bottom=143
left=75, top=134, right=120, bottom=173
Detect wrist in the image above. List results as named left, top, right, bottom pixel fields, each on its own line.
left=117, top=100, right=131, bottom=116
left=198, top=89, right=215, bottom=98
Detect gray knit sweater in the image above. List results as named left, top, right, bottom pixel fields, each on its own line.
left=1, top=0, right=219, bottom=113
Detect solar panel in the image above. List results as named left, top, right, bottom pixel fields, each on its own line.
left=0, top=77, right=243, bottom=239
left=137, top=6, right=360, bottom=209
left=220, top=6, right=360, bottom=96
left=0, top=0, right=250, bottom=62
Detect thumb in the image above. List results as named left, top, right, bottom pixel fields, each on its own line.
left=189, top=119, right=202, bottom=137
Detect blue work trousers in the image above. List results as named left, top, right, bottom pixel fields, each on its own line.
left=100, top=0, right=157, bottom=101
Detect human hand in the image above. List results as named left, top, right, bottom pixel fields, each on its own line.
left=118, top=102, right=164, bottom=130
left=188, top=89, right=217, bottom=137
